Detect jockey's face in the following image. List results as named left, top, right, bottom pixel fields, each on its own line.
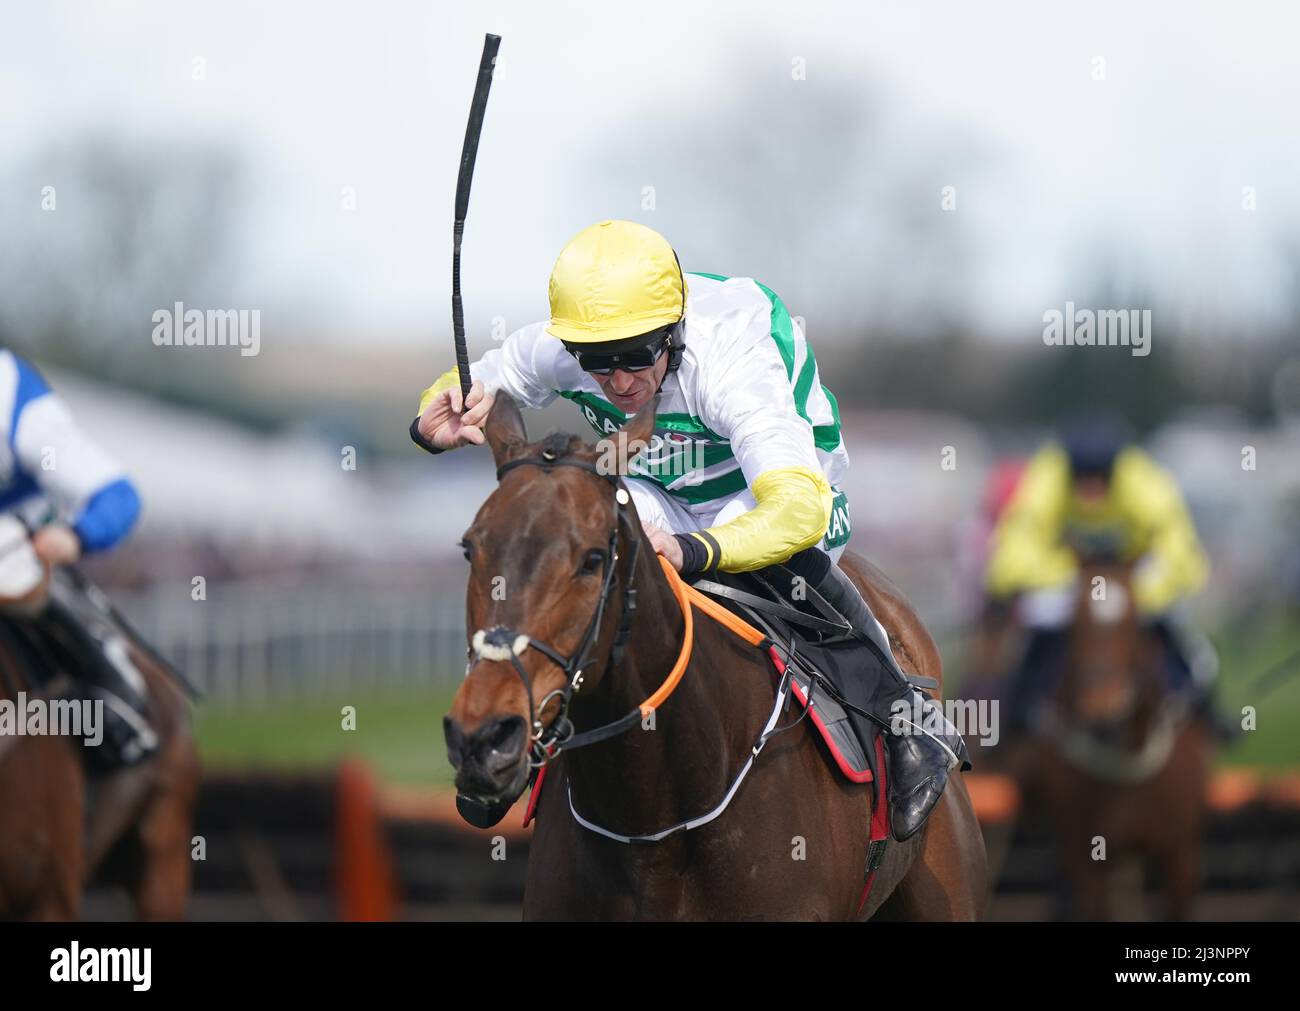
left=1073, top=473, right=1110, bottom=507
left=590, top=351, right=670, bottom=414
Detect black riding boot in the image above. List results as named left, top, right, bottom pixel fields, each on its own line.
left=800, top=557, right=971, bottom=841
left=43, top=598, right=158, bottom=769
left=85, top=644, right=159, bottom=769
left=1151, top=618, right=1238, bottom=741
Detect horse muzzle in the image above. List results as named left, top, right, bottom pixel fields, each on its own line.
left=444, top=714, right=531, bottom=826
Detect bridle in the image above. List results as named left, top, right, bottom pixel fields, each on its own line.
left=462, top=445, right=810, bottom=845
left=467, top=447, right=650, bottom=767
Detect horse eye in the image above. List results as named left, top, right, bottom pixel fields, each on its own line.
left=459, top=539, right=473, bottom=562
left=579, top=548, right=605, bottom=575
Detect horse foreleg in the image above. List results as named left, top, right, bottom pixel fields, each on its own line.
left=28, top=887, right=81, bottom=922
left=1060, top=844, right=1111, bottom=921
left=26, top=743, right=87, bottom=922
left=127, top=745, right=200, bottom=921
left=128, top=804, right=196, bottom=920
left=1158, top=844, right=1201, bottom=922
left=28, top=840, right=83, bottom=922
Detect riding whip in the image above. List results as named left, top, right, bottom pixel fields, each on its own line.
left=452, top=33, right=501, bottom=401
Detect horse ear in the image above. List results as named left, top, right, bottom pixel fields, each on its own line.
left=612, top=395, right=658, bottom=472
left=485, top=392, right=527, bottom=470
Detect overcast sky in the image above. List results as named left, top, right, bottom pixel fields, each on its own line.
left=3, top=0, right=1298, bottom=347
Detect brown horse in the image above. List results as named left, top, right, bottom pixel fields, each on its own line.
left=1027, top=559, right=1212, bottom=920
left=444, top=395, right=986, bottom=921
left=0, top=565, right=200, bottom=921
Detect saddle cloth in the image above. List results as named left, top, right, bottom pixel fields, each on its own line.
left=689, top=566, right=925, bottom=787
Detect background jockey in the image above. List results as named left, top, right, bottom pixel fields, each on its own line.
left=985, top=412, right=1229, bottom=737
left=411, top=219, right=970, bottom=841
left=0, top=348, right=156, bottom=766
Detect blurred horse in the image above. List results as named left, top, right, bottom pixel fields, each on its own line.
left=444, top=395, right=987, bottom=921
left=1028, top=558, right=1211, bottom=920
left=0, top=550, right=200, bottom=921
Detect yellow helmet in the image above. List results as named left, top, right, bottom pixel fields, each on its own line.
left=546, top=220, right=688, bottom=345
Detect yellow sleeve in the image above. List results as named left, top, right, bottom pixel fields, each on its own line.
left=691, top=466, right=833, bottom=574
left=985, top=446, right=1077, bottom=599
left=1116, top=450, right=1210, bottom=614
left=416, top=368, right=462, bottom=418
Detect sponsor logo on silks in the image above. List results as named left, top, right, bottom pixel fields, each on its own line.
left=823, top=489, right=851, bottom=550
left=573, top=393, right=714, bottom=486
left=575, top=397, right=625, bottom=437
left=635, top=433, right=709, bottom=486
left=593, top=430, right=705, bottom=486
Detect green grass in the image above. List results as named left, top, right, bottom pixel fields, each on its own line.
left=1213, top=612, right=1300, bottom=769
left=195, top=684, right=461, bottom=786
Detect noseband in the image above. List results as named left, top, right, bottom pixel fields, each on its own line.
left=468, top=448, right=644, bottom=767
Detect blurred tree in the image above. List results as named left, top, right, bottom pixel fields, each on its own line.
left=0, top=133, right=243, bottom=386
left=593, top=49, right=983, bottom=343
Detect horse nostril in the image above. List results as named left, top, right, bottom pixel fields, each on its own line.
left=476, top=715, right=527, bottom=772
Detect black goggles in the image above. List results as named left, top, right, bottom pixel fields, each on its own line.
left=565, top=326, right=674, bottom=375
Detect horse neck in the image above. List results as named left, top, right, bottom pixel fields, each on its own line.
left=562, top=540, right=773, bottom=837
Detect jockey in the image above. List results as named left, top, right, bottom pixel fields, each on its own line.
left=985, top=413, right=1224, bottom=735
left=0, top=348, right=155, bottom=767
left=411, top=219, right=970, bottom=840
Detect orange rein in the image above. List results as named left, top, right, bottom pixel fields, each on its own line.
left=638, top=555, right=768, bottom=718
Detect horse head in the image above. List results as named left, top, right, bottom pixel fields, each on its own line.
left=1060, top=555, right=1151, bottom=734
left=443, top=392, right=656, bottom=827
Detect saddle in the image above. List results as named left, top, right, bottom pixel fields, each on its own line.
left=0, top=570, right=167, bottom=772
left=687, top=564, right=937, bottom=786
